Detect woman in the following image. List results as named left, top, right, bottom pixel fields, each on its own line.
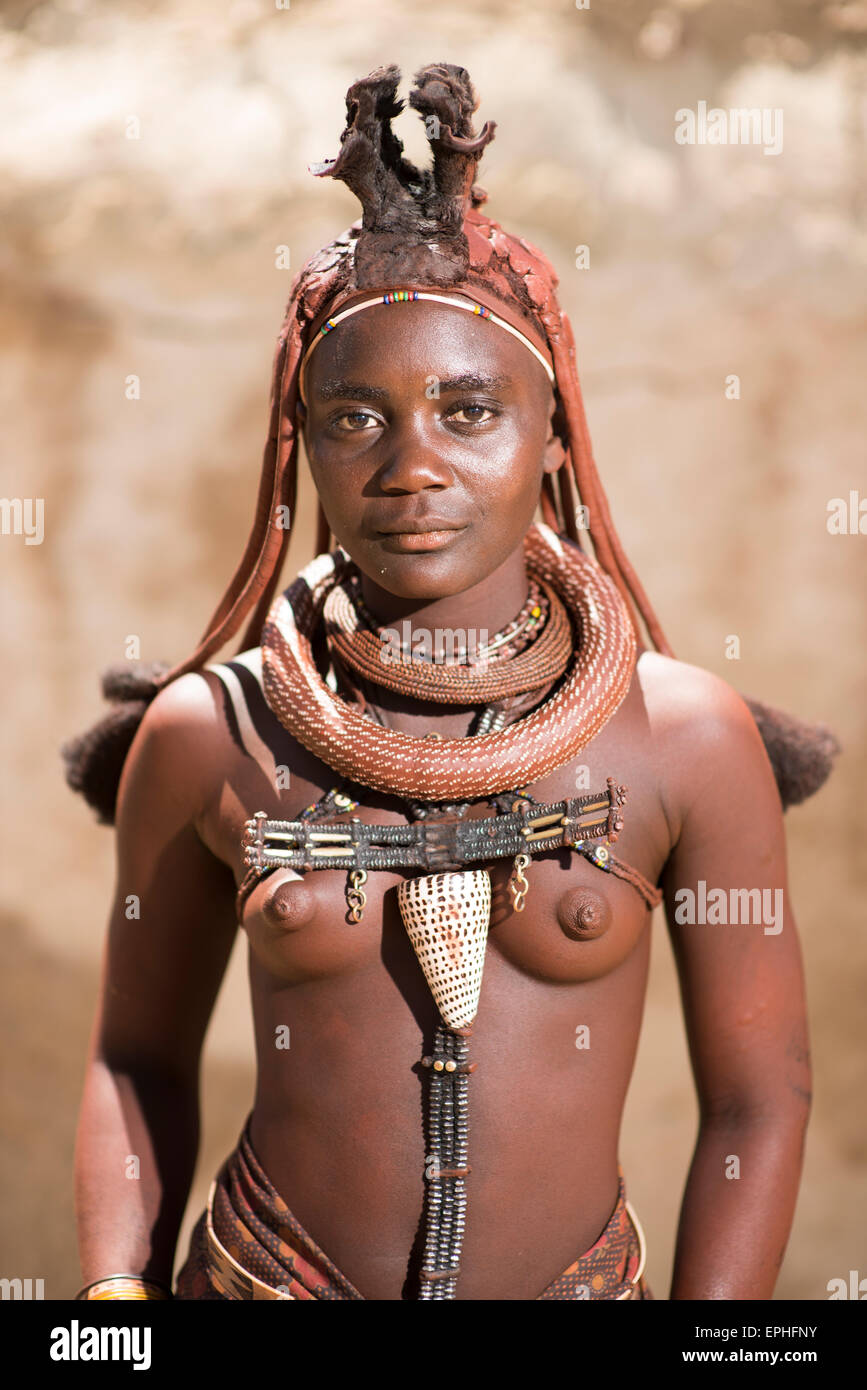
left=67, top=63, right=831, bottom=1302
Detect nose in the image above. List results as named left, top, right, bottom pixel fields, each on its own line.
left=377, top=410, right=454, bottom=493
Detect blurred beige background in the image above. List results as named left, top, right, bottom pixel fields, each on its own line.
left=2, top=0, right=866, bottom=1300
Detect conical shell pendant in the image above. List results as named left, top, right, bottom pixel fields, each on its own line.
left=397, top=870, right=492, bottom=1032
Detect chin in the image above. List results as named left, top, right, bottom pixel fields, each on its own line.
left=359, top=553, right=474, bottom=601
left=334, top=532, right=472, bottom=594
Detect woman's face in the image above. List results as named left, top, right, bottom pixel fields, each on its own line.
left=300, top=300, right=561, bottom=601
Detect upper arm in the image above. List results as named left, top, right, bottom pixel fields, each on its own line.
left=649, top=658, right=812, bottom=1124
left=92, top=673, right=239, bottom=1080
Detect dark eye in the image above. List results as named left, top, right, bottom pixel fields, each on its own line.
left=333, top=410, right=380, bottom=431
left=447, top=402, right=497, bottom=425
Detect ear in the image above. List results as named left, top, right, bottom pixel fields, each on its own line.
left=542, top=397, right=568, bottom=475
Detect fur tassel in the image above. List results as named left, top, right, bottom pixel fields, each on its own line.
left=61, top=662, right=169, bottom=826
left=744, top=695, right=840, bottom=810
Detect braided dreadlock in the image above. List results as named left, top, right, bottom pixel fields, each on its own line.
left=62, top=61, right=838, bottom=825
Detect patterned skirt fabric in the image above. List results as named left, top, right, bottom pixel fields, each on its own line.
left=174, top=1115, right=653, bottom=1301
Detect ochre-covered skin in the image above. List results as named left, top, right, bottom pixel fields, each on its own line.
left=75, top=298, right=811, bottom=1301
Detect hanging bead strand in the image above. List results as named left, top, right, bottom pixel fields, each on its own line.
left=446, top=1033, right=471, bottom=1300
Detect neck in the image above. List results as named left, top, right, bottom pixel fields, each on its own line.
left=356, top=545, right=531, bottom=642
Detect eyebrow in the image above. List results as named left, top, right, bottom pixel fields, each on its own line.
left=439, top=372, right=512, bottom=393
left=314, top=371, right=513, bottom=402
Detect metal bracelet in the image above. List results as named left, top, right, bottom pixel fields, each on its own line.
left=75, top=1274, right=173, bottom=1301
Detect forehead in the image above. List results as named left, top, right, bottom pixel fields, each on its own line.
left=304, top=299, right=546, bottom=395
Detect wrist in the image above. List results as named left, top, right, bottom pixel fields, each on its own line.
left=75, top=1274, right=173, bottom=1301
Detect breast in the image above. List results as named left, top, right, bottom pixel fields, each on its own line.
left=240, top=850, right=652, bottom=990
left=240, top=865, right=405, bottom=984
left=483, top=856, right=651, bottom=984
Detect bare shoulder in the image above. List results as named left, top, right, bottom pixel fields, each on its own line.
left=116, top=668, right=236, bottom=827
left=132, top=668, right=229, bottom=749
left=635, top=651, right=778, bottom=839
left=636, top=650, right=760, bottom=740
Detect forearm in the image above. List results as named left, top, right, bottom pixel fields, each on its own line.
left=669, top=1110, right=808, bottom=1300
left=74, top=1056, right=201, bottom=1291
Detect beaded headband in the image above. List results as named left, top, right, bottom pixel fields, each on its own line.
left=298, top=288, right=557, bottom=406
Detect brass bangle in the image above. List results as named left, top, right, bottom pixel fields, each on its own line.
left=75, top=1274, right=173, bottom=1301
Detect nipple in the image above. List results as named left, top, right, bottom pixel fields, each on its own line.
left=557, top=887, right=611, bottom=942
left=260, top=873, right=316, bottom=932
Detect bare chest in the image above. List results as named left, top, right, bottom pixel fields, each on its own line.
left=199, top=688, right=670, bottom=991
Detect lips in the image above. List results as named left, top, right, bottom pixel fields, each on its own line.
left=376, top=519, right=467, bottom=535
left=375, top=520, right=468, bottom=553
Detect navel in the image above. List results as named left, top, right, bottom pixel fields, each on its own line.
left=260, top=873, right=317, bottom=932
left=556, top=887, right=611, bottom=941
